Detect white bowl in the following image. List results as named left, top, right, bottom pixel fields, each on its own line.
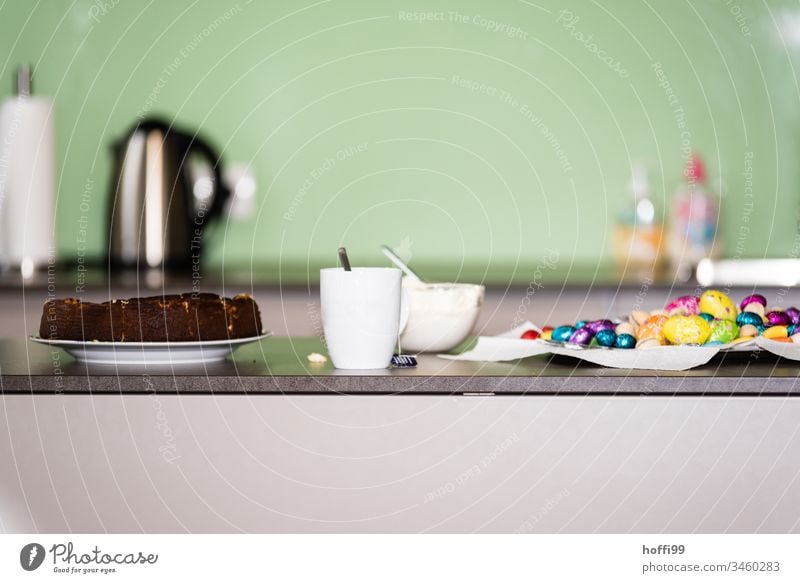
left=399, top=279, right=485, bottom=353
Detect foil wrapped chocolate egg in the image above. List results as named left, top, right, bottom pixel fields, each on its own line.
left=615, top=333, right=636, bottom=349
left=568, top=327, right=595, bottom=345
left=663, top=315, right=711, bottom=345
left=763, top=325, right=789, bottom=339
left=708, top=319, right=739, bottom=344
left=698, top=312, right=714, bottom=323
left=665, top=295, right=701, bottom=316
left=636, top=314, right=668, bottom=344
left=551, top=325, right=575, bottom=343
left=595, top=329, right=617, bottom=348
left=766, top=311, right=791, bottom=327
left=736, top=311, right=763, bottom=328
left=575, top=320, right=587, bottom=329
left=785, top=307, right=800, bottom=326
left=739, top=294, right=767, bottom=310
left=699, top=290, right=737, bottom=320
left=585, top=319, right=615, bottom=333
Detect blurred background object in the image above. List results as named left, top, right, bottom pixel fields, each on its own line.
left=107, top=118, right=229, bottom=270
left=0, top=0, right=798, bottom=283
left=0, top=64, right=55, bottom=278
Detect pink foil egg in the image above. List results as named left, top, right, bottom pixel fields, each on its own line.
left=766, top=311, right=791, bottom=327
left=665, top=295, right=700, bottom=316
left=739, top=294, right=767, bottom=310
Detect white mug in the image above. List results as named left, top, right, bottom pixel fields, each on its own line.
left=320, top=267, right=403, bottom=369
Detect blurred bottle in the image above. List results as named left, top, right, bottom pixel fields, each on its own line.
left=667, top=154, right=720, bottom=280
left=612, top=163, right=663, bottom=271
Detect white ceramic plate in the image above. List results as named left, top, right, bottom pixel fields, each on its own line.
left=30, top=332, right=272, bottom=365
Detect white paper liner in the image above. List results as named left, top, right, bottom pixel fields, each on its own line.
left=439, top=322, right=552, bottom=362
left=439, top=321, right=724, bottom=370
left=546, top=344, right=721, bottom=371
left=755, top=337, right=800, bottom=360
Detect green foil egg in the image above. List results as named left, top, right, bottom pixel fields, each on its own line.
left=708, top=319, right=739, bottom=344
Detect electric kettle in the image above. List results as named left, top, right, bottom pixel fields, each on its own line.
left=107, top=118, right=230, bottom=269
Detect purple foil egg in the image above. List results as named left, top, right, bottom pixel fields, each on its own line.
left=665, top=295, right=700, bottom=315
left=785, top=307, right=800, bottom=326
left=766, top=311, right=791, bottom=326
left=740, top=294, right=767, bottom=310
left=585, top=319, right=615, bottom=333
left=568, top=327, right=595, bottom=345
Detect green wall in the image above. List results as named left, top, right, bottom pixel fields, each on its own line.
left=2, top=0, right=799, bottom=282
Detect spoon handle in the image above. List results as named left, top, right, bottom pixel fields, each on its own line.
left=381, top=245, right=423, bottom=282
left=338, top=247, right=352, bottom=271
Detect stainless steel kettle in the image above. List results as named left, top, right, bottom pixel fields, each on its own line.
left=107, top=119, right=230, bottom=269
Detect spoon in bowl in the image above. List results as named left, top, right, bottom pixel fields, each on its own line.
left=381, top=245, right=423, bottom=283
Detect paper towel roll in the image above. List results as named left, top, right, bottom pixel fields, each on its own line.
left=0, top=95, right=56, bottom=271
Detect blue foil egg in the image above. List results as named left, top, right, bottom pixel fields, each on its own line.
left=698, top=312, right=714, bottom=323
left=552, top=325, right=575, bottom=343
left=568, top=327, right=595, bottom=345
left=595, top=329, right=617, bottom=348
left=615, top=333, right=636, bottom=349
left=575, top=320, right=587, bottom=329
left=789, top=324, right=797, bottom=336
left=736, top=312, right=762, bottom=328
left=756, top=324, right=766, bottom=334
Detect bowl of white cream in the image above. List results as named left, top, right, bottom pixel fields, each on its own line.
left=399, top=278, right=485, bottom=353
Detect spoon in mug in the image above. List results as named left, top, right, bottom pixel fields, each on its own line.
left=338, top=247, right=352, bottom=271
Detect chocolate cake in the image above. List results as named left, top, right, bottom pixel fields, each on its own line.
left=39, top=293, right=262, bottom=342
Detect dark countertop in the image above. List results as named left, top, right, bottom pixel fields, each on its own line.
left=2, top=337, right=799, bottom=395
left=0, top=261, right=679, bottom=291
